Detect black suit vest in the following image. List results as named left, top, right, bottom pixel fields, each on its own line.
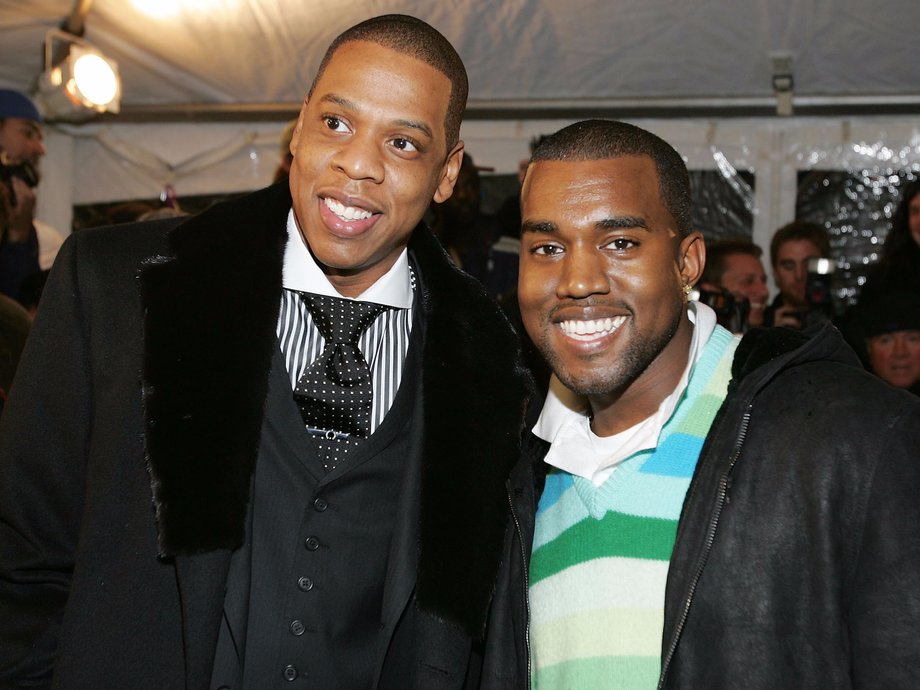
left=211, top=309, right=424, bottom=689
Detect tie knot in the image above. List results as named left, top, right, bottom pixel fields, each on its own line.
left=302, top=293, right=388, bottom=345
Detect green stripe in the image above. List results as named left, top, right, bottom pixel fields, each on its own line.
left=530, top=510, right=678, bottom=585
left=533, top=654, right=660, bottom=690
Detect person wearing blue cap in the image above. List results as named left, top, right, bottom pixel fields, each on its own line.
left=0, top=88, right=63, bottom=304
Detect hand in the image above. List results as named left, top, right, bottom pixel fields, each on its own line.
left=773, top=303, right=803, bottom=329
left=5, top=176, right=36, bottom=243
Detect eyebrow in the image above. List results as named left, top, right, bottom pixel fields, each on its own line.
left=597, top=216, right=649, bottom=231
left=320, top=93, right=433, bottom=141
left=521, top=220, right=558, bottom=235
left=521, top=215, right=650, bottom=234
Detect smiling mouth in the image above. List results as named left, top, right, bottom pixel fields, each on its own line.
left=558, top=315, right=627, bottom=340
left=323, top=196, right=374, bottom=221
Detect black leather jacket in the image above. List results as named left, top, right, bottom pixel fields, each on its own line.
left=660, top=323, right=920, bottom=688
left=527, top=323, right=920, bottom=689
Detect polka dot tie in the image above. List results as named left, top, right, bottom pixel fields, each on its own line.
left=294, top=293, right=388, bottom=471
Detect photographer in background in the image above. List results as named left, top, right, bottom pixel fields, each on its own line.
left=763, top=220, right=831, bottom=328
left=697, top=238, right=769, bottom=333
left=0, top=89, right=63, bottom=303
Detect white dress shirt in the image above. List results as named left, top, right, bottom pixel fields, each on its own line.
left=276, top=209, right=414, bottom=432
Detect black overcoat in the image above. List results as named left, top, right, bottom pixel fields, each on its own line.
left=0, top=183, right=535, bottom=689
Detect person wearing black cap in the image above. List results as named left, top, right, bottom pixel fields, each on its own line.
left=864, top=291, right=920, bottom=395
left=0, top=88, right=64, bottom=303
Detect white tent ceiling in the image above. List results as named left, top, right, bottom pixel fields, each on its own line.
left=2, top=0, right=919, bottom=280
left=1, top=0, right=919, bottom=122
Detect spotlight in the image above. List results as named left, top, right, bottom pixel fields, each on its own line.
left=37, top=28, right=121, bottom=121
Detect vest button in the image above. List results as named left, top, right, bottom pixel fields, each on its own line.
left=282, top=665, right=298, bottom=681
left=297, top=576, right=314, bottom=591
left=304, top=536, right=320, bottom=551
left=290, top=619, right=305, bottom=636
left=313, top=497, right=328, bottom=512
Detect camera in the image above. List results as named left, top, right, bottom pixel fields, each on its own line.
left=805, top=257, right=835, bottom=315
left=788, top=257, right=836, bottom=325
left=692, top=286, right=750, bottom=333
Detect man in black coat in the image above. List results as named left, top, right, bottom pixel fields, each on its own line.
left=0, top=15, right=534, bottom=690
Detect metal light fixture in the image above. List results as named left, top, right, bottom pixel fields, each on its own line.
left=770, top=52, right=794, bottom=117
left=37, top=28, right=121, bottom=121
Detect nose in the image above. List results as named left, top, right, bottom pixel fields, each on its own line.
left=556, top=246, right=609, bottom=299
left=331, top=133, right=384, bottom=183
left=892, top=334, right=909, bottom=358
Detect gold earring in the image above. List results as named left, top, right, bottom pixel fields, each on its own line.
left=682, top=283, right=693, bottom=297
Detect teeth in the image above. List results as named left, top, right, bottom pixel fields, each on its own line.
left=324, top=197, right=372, bottom=221
left=559, top=315, right=626, bottom=339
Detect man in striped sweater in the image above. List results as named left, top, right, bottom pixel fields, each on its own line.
left=518, top=119, right=920, bottom=689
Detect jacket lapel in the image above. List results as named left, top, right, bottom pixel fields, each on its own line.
left=139, top=182, right=291, bottom=557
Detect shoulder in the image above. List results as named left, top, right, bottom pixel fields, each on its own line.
left=62, top=217, right=180, bottom=268
left=729, top=321, right=920, bottom=444
left=410, top=222, right=516, bottom=336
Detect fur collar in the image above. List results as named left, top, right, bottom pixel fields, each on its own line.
left=140, top=183, right=289, bottom=557
left=140, top=183, right=532, bottom=637
left=410, top=223, right=534, bottom=636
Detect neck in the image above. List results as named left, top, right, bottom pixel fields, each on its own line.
left=321, top=257, right=396, bottom=298
left=588, top=314, right=694, bottom=437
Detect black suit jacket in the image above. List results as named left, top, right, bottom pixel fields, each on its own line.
left=0, top=183, right=535, bottom=689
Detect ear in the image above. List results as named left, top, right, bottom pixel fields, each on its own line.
left=678, top=231, right=705, bottom=287
left=289, top=97, right=308, bottom=156
left=432, top=141, right=465, bottom=204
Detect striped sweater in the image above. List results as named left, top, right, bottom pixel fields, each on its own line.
left=529, top=326, right=738, bottom=689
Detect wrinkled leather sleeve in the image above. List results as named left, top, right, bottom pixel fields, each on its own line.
left=848, top=400, right=920, bottom=687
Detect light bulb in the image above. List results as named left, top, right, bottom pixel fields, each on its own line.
left=73, top=53, right=118, bottom=107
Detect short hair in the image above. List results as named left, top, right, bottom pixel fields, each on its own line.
left=529, top=119, right=692, bottom=236
left=701, top=238, right=763, bottom=286
left=769, top=221, right=830, bottom=267
left=309, top=14, right=468, bottom=151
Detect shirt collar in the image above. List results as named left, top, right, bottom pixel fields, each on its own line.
left=282, top=208, right=414, bottom=308
left=533, top=301, right=718, bottom=485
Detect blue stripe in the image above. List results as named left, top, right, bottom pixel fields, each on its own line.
left=539, top=469, right=573, bottom=511
left=639, top=432, right=704, bottom=477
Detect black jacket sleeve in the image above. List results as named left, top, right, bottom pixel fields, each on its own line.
left=0, top=233, right=92, bottom=687
left=848, top=399, right=920, bottom=687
